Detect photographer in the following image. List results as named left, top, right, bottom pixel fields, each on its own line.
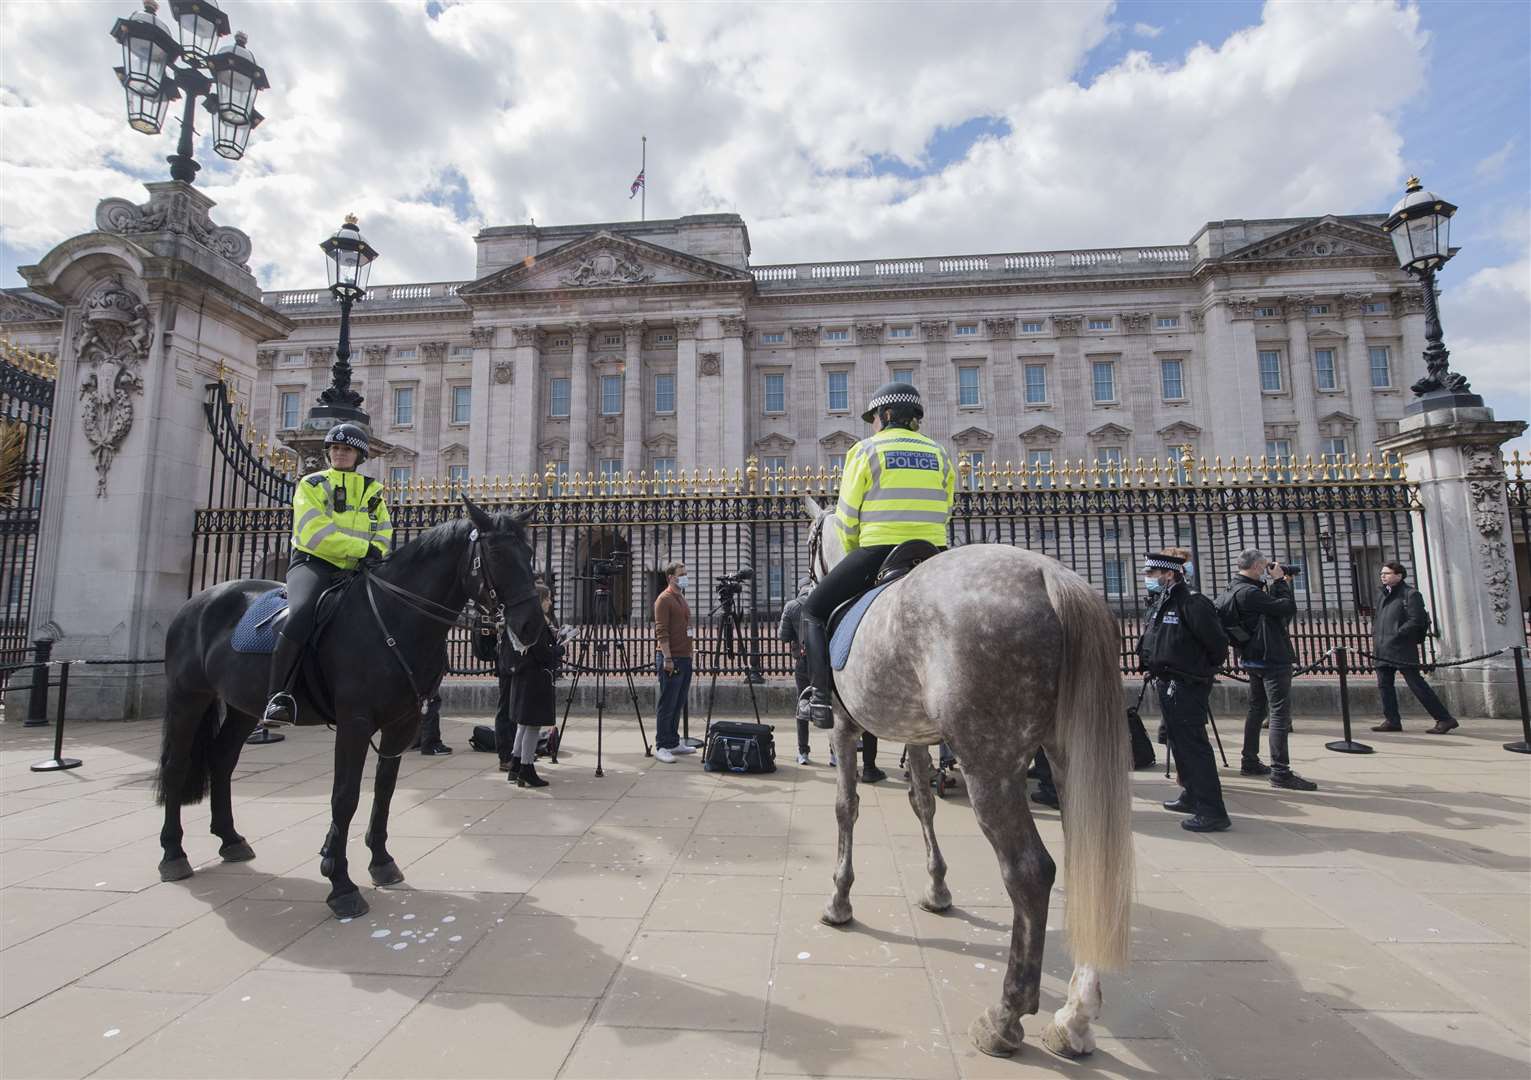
left=653, top=561, right=695, bottom=764
left=1218, top=550, right=1317, bottom=792
left=1138, top=551, right=1231, bottom=833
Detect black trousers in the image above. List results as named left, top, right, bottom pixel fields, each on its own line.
left=419, top=695, right=443, bottom=746
left=1242, top=665, right=1294, bottom=772
left=284, top=553, right=343, bottom=643
left=1157, top=677, right=1226, bottom=818
left=803, top=546, right=896, bottom=622
left=1377, top=664, right=1454, bottom=725
left=794, top=660, right=811, bottom=752
left=494, top=671, right=516, bottom=763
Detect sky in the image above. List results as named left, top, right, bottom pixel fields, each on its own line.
left=1, top=0, right=1527, bottom=450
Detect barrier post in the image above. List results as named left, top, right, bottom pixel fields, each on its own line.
left=1325, top=646, right=1374, bottom=754
left=23, top=639, right=52, bottom=727
left=1504, top=645, right=1530, bottom=755
left=31, top=662, right=82, bottom=772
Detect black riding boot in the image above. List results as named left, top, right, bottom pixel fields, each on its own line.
left=262, top=631, right=304, bottom=726
left=800, top=613, right=835, bottom=729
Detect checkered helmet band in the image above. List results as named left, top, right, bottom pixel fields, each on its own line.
left=1142, top=554, right=1186, bottom=573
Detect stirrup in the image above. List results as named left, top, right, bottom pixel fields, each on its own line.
left=808, top=693, right=834, bottom=730
left=262, top=692, right=296, bottom=728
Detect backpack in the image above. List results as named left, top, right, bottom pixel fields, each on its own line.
left=1214, top=586, right=1253, bottom=649
left=702, top=721, right=776, bottom=773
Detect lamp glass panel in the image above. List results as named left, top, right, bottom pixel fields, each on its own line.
left=123, top=34, right=170, bottom=95
left=1406, top=215, right=1438, bottom=264
left=179, top=10, right=219, bottom=63
left=211, top=112, right=250, bottom=159
left=216, top=68, right=255, bottom=122
left=124, top=84, right=171, bottom=134
left=1389, top=225, right=1413, bottom=268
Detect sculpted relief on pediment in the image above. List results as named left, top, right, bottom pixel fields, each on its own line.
left=561, top=249, right=654, bottom=288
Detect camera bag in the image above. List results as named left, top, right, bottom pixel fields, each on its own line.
left=702, top=720, right=776, bottom=774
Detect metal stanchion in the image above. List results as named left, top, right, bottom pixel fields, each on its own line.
left=246, top=727, right=285, bottom=745
left=23, top=639, right=51, bottom=727
left=30, top=662, right=81, bottom=772
left=1504, top=645, right=1530, bottom=755
left=1325, top=646, right=1374, bottom=754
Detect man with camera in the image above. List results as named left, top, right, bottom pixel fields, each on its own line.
left=653, top=560, right=695, bottom=763
left=1218, top=549, right=1318, bottom=792
left=1372, top=561, right=1458, bottom=734
left=1138, top=551, right=1231, bottom=832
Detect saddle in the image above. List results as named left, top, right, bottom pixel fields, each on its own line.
left=828, top=540, right=941, bottom=672
left=230, top=578, right=352, bottom=655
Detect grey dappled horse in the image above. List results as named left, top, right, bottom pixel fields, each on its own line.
left=804, top=496, right=1134, bottom=1058
left=155, top=500, right=543, bottom=918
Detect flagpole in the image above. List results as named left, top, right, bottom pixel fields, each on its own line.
left=641, top=135, right=647, bottom=222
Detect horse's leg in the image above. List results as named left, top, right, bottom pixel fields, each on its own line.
left=904, top=744, right=951, bottom=913
left=320, top=716, right=372, bottom=919
left=963, top=764, right=1056, bottom=1057
left=157, top=695, right=216, bottom=882
left=365, top=716, right=418, bottom=887
left=821, top=720, right=862, bottom=926
left=209, top=707, right=259, bottom=862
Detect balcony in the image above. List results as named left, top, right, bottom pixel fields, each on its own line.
left=264, top=281, right=470, bottom=315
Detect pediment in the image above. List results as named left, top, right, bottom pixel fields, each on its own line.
left=1020, top=423, right=1062, bottom=444
left=1225, top=216, right=1393, bottom=263
left=1320, top=411, right=1360, bottom=426
left=538, top=437, right=569, bottom=454
left=457, top=230, right=753, bottom=300
left=385, top=445, right=419, bottom=461
left=754, top=433, right=797, bottom=453
left=1088, top=422, right=1133, bottom=440
left=819, top=430, right=857, bottom=451
left=644, top=432, right=677, bottom=451
left=0, top=289, right=62, bottom=324
left=951, top=426, right=993, bottom=448
left=1156, top=421, right=1203, bottom=439
left=440, top=442, right=467, bottom=458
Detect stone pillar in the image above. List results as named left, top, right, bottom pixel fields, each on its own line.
left=486, top=330, right=515, bottom=477
left=1340, top=293, right=1379, bottom=453
left=1283, top=295, right=1320, bottom=457
left=1378, top=408, right=1528, bottom=717
left=918, top=319, right=950, bottom=444
left=1118, top=311, right=1154, bottom=453
left=984, top=317, right=1015, bottom=436
left=510, top=326, right=543, bottom=479
left=568, top=323, right=591, bottom=476
left=622, top=319, right=645, bottom=472
left=467, top=325, right=494, bottom=475
left=675, top=317, right=701, bottom=470
left=721, top=315, right=748, bottom=469
left=791, top=325, right=819, bottom=469
left=1397, top=289, right=1429, bottom=389
left=1051, top=315, right=1084, bottom=458
left=17, top=181, right=292, bottom=719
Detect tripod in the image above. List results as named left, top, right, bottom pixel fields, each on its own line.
left=702, top=585, right=762, bottom=736
left=557, top=574, right=651, bottom=777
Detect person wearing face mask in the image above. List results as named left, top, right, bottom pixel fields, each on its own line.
left=653, top=561, right=695, bottom=764
left=1137, top=551, right=1232, bottom=832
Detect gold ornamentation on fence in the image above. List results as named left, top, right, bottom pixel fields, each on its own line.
left=0, top=338, right=59, bottom=379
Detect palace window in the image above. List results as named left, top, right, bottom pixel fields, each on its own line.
left=389, top=465, right=412, bottom=488
left=279, top=391, right=300, bottom=430
left=1087, top=317, right=1113, bottom=332
left=448, top=464, right=468, bottom=490
left=954, top=324, right=978, bottom=337
left=763, top=454, right=787, bottom=493
left=1021, top=320, right=1045, bottom=335
left=963, top=450, right=986, bottom=490
left=891, top=367, right=913, bottom=385
left=1314, top=349, right=1338, bottom=390
left=392, top=385, right=414, bottom=426
left=547, top=460, right=569, bottom=495
left=450, top=344, right=473, bottom=359
left=1090, top=360, right=1116, bottom=403
left=282, top=351, right=303, bottom=366
left=760, top=331, right=785, bottom=345
left=654, top=373, right=675, bottom=414
left=603, top=333, right=622, bottom=347
left=600, top=374, right=623, bottom=415
left=824, top=328, right=849, bottom=343
left=652, top=457, right=675, bottom=490
left=549, top=377, right=571, bottom=418
left=888, top=326, right=913, bottom=339
left=763, top=372, right=786, bottom=414
left=1024, top=364, right=1048, bottom=404
left=450, top=385, right=471, bottom=425
left=1156, top=315, right=1180, bottom=329
left=1028, top=449, right=1054, bottom=489
left=395, top=347, right=417, bottom=360
left=1160, top=358, right=1185, bottom=401
left=1310, top=304, right=1330, bottom=316
left=827, top=371, right=849, bottom=412
left=1255, top=306, right=1280, bottom=319
left=1258, top=350, right=1283, bottom=392
left=1096, top=446, right=1123, bottom=467
left=599, top=457, right=623, bottom=479
left=549, top=335, right=571, bottom=349
left=1103, top=559, right=1126, bottom=598
left=828, top=452, right=846, bottom=474
left=653, top=331, right=675, bottom=344
left=957, top=366, right=981, bottom=407
left=1266, top=438, right=1293, bottom=480
left=1369, top=345, right=1392, bottom=388
left=1362, top=301, right=1389, bottom=314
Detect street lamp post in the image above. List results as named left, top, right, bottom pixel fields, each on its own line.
left=1381, top=177, right=1482, bottom=414
left=109, top=0, right=268, bottom=182
left=312, top=215, right=380, bottom=426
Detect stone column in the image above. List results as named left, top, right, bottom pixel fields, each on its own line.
left=675, top=317, right=701, bottom=470
left=1397, top=289, right=1429, bottom=389
left=1118, top=311, right=1154, bottom=454
left=984, top=317, right=1015, bottom=433
left=919, top=319, right=950, bottom=444
left=1378, top=407, right=1528, bottom=717
left=510, top=326, right=544, bottom=479
left=17, top=181, right=292, bottom=719
left=467, top=325, right=495, bottom=475
left=568, top=323, right=592, bottom=476
left=1283, top=295, right=1321, bottom=457
left=1051, top=315, right=1083, bottom=459
left=720, top=315, right=748, bottom=469
left=622, top=318, right=645, bottom=472
left=1340, top=292, right=1379, bottom=453
left=791, top=325, right=819, bottom=469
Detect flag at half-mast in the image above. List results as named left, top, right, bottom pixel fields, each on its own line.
left=629, top=168, right=645, bottom=198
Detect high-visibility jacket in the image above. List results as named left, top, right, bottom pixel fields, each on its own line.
left=834, top=427, right=955, bottom=551
left=291, top=468, right=393, bottom=570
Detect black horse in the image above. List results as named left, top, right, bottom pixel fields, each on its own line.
left=155, top=499, right=543, bottom=918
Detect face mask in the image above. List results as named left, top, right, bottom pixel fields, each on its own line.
left=1144, top=577, right=1162, bottom=593
left=1182, top=561, right=1195, bottom=579
left=676, top=575, right=689, bottom=591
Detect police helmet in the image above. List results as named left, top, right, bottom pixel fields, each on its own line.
left=324, top=422, right=370, bottom=463
left=862, top=381, right=924, bottom=424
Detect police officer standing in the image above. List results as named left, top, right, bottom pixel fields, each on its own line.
left=1138, top=551, right=1232, bottom=833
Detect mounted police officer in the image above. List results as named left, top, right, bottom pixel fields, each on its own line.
left=1138, top=551, right=1231, bottom=833
left=262, top=422, right=393, bottom=727
left=799, top=381, right=955, bottom=735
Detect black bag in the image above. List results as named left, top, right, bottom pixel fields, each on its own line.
left=703, top=720, right=776, bottom=773
left=469, top=724, right=497, bottom=752
left=1126, top=679, right=1156, bottom=770
left=1214, top=587, right=1253, bottom=650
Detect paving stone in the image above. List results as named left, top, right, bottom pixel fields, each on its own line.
left=1385, top=942, right=1531, bottom=1038
left=597, top=929, right=774, bottom=1031
left=1278, top=867, right=1514, bottom=943
left=0, top=922, right=167, bottom=1016
left=1344, top=1011, right=1531, bottom=1080
left=562, top=1025, right=762, bottom=1079
left=351, top=992, right=596, bottom=1078
left=1, top=885, right=116, bottom=947
left=1258, top=927, right=1473, bottom=1012
left=442, top=913, right=640, bottom=998
left=0, top=985, right=202, bottom=1079
left=402, top=834, right=576, bottom=893
left=644, top=872, right=783, bottom=933
left=677, top=833, right=789, bottom=876
left=777, top=892, right=922, bottom=967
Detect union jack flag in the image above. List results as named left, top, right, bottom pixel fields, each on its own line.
left=629, top=169, right=645, bottom=198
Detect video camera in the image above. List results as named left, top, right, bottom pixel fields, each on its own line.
left=1273, top=560, right=1302, bottom=577
left=714, top=567, right=753, bottom=600
left=588, top=552, right=628, bottom=578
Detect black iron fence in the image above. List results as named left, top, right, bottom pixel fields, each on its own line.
left=0, top=340, right=55, bottom=676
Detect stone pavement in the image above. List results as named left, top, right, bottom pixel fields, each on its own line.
left=1, top=713, right=1528, bottom=1080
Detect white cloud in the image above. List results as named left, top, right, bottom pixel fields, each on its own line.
left=1132, top=22, right=1164, bottom=39
left=1474, top=137, right=1517, bottom=181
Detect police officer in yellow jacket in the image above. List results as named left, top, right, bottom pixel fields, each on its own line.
left=262, top=422, right=393, bottom=726
left=800, top=382, right=955, bottom=729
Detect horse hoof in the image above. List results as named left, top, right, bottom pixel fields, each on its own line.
left=970, top=1007, right=1022, bottom=1057
left=820, top=902, right=853, bottom=927
left=369, top=861, right=404, bottom=887
left=328, top=891, right=369, bottom=920
left=1040, top=1022, right=1090, bottom=1059
left=158, top=856, right=194, bottom=882
left=219, top=840, right=256, bottom=863
left=920, top=887, right=952, bottom=913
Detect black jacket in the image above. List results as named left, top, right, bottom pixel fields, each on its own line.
left=1221, top=575, right=1297, bottom=666
left=501, top=622, right=564, bottom=728
left=1373, top=583, right=1430, bottom=666
left=1138, top=582, right=1229, bottom=682
left=777, top=592, right=810, bottom=678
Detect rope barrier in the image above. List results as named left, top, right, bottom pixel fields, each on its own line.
left=1350, top=647, right=1507, bottom=673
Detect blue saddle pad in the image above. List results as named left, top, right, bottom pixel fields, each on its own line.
left=231, top=589, right=288, bottom=654
left=830, top=582, right=895, bottom=671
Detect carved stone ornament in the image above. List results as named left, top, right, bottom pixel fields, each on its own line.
left=720, top=315, right=746, bottom=337
left=698, top=351, right=722, bottom=377
left=307, top=346, right=333, bottom=368
left=1480, top=539, right=1513, bottom=625
left=1398, top=289, right=1428, bottom=315
left=1227, top=296, right=1260, bottom=320
left=493, top=360, right=514, bottom=384
left=0, top=295, right=59, bottom=324
left=420, top=341, right=449, bottom=362
left=1283, top=238, right=1368, bottom=259
left=73, top=275, right=151, bottom=496
left=983, top=317, right=1015, bottom=339
left=362, top=344, right=389, bottom=364
left=675, top=317, right=702, bottom=339
left=1187, top=309, right=1206, bottom=332
left=1051, top=315, right=1083, bottom=337
left=469, top=326, right=495, bottom=347
left=1119, top=312, right=1151, bottom=334
left=1282, top=294, right=1316, bottom=319
left=1463, top=444, right=1503, bottom=477
left=511, top=326, right=545, bottom=348
left=95, top=186, right=253, bottom=271
left=560, top=249, right=654, bottom=287
left=256, top=349, right=279, bottom=369
left=854, top=321, right=883, bottom=344
left=919, top=320, right=948, bottom=341
left=1469, top=479, right=1507, bottom=537
left=790, top=325, right=820, bottom=347
left=1340, top=292, right=1372, bottom=317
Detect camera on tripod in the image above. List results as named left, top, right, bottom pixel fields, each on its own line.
left=714, top=567, right=753, bottom=601
left=589, top=552, right=627, bottom=578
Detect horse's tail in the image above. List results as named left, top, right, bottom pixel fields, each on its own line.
left=154, top=699, right=219, bottom=807
left=1044, top=565, right=1134, bottom=971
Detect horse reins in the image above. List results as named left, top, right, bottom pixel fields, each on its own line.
left=806, top=512, right=829, bottom=585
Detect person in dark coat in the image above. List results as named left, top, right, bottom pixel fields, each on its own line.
left=1371, top=562, right=1457, bottom=734
left=1219, top=549, right=1316, bottom=791
left=777, top=578, right=815, bottom=764
left=1138, top=551, right=1232, bottom=833
left=506, top=586, right=564, bottom=787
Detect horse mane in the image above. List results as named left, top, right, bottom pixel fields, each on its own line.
left=381, top=511, right=528, bottom=576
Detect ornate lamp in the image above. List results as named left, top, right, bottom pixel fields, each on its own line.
left=1381, top=177, right=1480, bottom=411
left=110, top=0, right=180, bottom=98
left=312, top=215, right=380, bottom=423
left=168, top=0, right=230, bottom=65
left=205, top=30, right=268, bottom=125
